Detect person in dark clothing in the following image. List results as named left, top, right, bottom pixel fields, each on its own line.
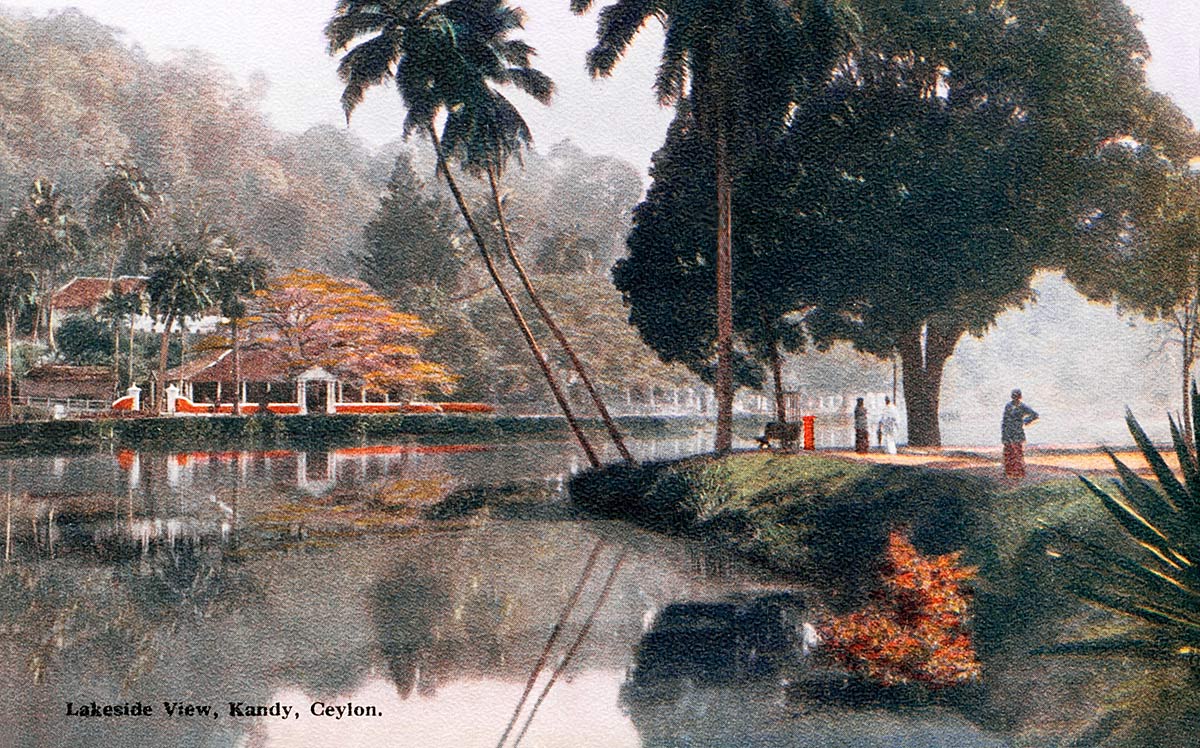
left=1001, top=389, right=1038, bottom=478
left=854, top=398, right=869, bottom=454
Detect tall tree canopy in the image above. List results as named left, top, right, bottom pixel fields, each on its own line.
left=799, top=0, right=1198, bottom=445
left=361, top=152, right=465, bottom=303
left=616, top=0, right=1197, bottom=446
left=575, top=0, right=858, bottom=450
left=1063, top=141, right=1200, bottom=428
left=248, top=269, right=454, bottom=395
left=90, top=160, right=161, bottom=276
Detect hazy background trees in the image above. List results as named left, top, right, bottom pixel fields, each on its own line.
left=3, top=3, right=1198, bottom=443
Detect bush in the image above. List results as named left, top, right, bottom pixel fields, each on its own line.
left=56, top=316, right=114, bottom=366
left=820, top=530, right=982, bottom=688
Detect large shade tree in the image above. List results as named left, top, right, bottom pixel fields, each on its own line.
left=617, top=112, right=774, bottom=412
left=574, top=0, right=857, bottom=451
left=327, top=0, right=605, bottom=467
left=248, top=269, right=455, bottom=396
left=1064, top=128, right=1200, bottom=431
left=616, top=0, right=1194, bottom=447
left=796, top=0, right=1196, bottom=446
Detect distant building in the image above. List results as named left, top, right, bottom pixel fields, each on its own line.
left=51, top=276, right=221, bottom=333
left=22, top=365, right=115, bottom=401
left=157, top=347, right=491, bottom=416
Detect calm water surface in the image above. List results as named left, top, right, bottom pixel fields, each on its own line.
left=0, top=432, right=1008, bottom=747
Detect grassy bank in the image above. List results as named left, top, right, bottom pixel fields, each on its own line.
left=0, top=412, right=709, bottom=455
left=571, top=452, right=1105, bottom=584
left=570, top=451, right=1172, bottom=743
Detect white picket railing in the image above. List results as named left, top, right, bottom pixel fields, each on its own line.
left=14, top=395, right=112, bottom=414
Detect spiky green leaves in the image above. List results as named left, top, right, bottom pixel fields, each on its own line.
left=1055, top=387, right=1200, bottom=655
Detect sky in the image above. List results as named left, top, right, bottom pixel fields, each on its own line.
left=3, top=0, right=676, bottom=172
left=5, top=0, right=1199, bottom=176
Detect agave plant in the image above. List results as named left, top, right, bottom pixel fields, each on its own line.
left=1051, top=385, right=1200, bottom=659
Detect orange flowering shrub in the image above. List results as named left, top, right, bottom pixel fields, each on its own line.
left=820, top=530, right=982, bottom=688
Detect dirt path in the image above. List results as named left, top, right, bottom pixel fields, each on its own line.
left=809, top=445, right=1175, bottom=484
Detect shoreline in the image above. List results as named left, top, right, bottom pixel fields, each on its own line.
left=0, top=413, right=731, bottom=456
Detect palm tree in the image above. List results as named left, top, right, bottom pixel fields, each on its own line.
left=327, top=0, right=603, bottom=467
left=426, top=2, right=635, bottom=463
left=210, top=239, right=270, bottom=415
left=146, top=230, right=218, bottom=413
left=91, top=161, right=161, bottom=277
left=98, top=287, right=149, bottom=393
left=571, top=0, right=857, bottom=451
left=0, top=214, right=37, bottom=422
left=22, top=179, right=86, bottom=352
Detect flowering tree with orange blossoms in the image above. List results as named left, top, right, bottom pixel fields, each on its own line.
left=248, top=269, right=455, bottom=396
left=820, top=530, right=982, bottom=688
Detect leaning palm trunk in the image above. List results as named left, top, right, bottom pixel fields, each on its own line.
left=486, top=167, right=634, bottom=465
left=428, top=127, right=600, bottom=468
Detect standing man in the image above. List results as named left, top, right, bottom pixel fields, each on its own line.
left=854, top=398, right=869, bottom=454
left=1002, top=389, right=1039, bottom=478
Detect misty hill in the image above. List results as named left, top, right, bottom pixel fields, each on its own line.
left=0, top=6, right=393, bottom=273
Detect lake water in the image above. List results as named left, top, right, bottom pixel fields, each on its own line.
left=0, top=431, right=1039, bottom=747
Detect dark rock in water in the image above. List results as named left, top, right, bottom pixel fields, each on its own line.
left=623, top=592, right=807, bottom=704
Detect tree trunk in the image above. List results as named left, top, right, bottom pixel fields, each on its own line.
left=232, top=318, right=242, bottom=416
left=426, top=125, right=600, bottom=468
left=43, top=296, right=55, bottom=352
left=128, top=319, right=136, bottom=391
left=897, top=321, right=962, bottom=448
left=769, top=336, right=786, bottom=424
left=1180, top=305, right=1196, bottom=440
left=2, top=310, right=13, bottom=422
left=1183, top=350, right=1193, bottom=436
left=714, top=125, right=734, bottom=453
left=28, top=284, right=40, bottom=341
left=157, top=311, right=175, bottom=414
left=112, top=321, right=122, bottom=396
left=486, top=167, right=634, bottom=465
left=30, top=282, right=53, bottom=350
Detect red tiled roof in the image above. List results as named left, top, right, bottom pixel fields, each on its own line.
left=165, top=348, right=293, bottom=384
left=52, top=276, right=147, bottom=311
left=25, top=365, right=113, bottom=383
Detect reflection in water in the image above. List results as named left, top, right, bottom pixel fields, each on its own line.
left=0, top=433, right=1071, bottom=746
left=624, top=595, right=806, bottom=703
left=372, top=564, right=450, bottom=699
